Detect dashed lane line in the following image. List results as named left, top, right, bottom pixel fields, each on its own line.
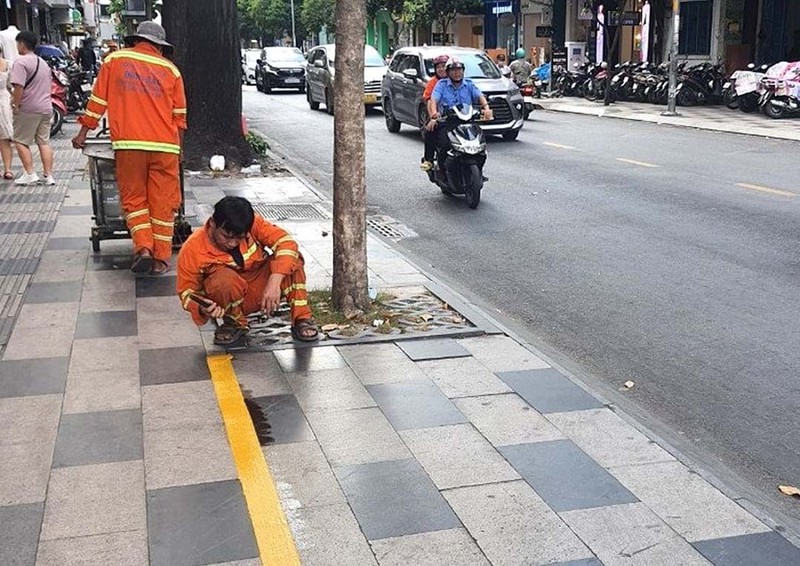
left=207, top=353, right=301, bottom=566
left=542, top=142, right=577, bottom=150
left=615, top=157, right=660, bottom=168
left=736, top=183, right=796, bottom=198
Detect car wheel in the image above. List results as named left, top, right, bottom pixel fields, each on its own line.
left=325, top=89, right=334, bottom=115
left=307, top=88, right=320, bottom=110
left=502, top=130, right=519, bottom=141
left=298, top=84, right=306, bottom=94
left=383, top=99, right=401, bottom=133
left=417, top=104, right=429, bottom=140
left=264, top=78, right=272, bottom=94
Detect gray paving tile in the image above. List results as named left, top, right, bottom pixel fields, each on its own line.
left=498, top=369, right=604, bottom=414
left=53, top=409, right=143, bottom=468
left=63, top=368, right=141, bottom=414
left=0, top=357, right=69, bottom=398
left=443, top=481, right=593, bottom=566
left=88, top=254, right=133, bottom=271
left=139, top=346, right=209, bottom=386
left=273, top=346, right=348, bottom=373
left=370, top=528, right=490, bottom=566
left=288, top=503, right=378, bottom=566
left=0, top=441, right=53, bottom=505
left=147, top=480, right=259, bottom=566
left=289, top=367, right=376, bottom=412
left=14, top=302, right=80, bottom=330
left=2, top=327, right=74, bottom=360
left=0, top=394, right=62, bottom=446
left=0, top=502, right=44, bottom=566
left=336, top=458, right=461, bottom=540
left=36, top=530, right=149, bottom=566
left=47, top=236, right=90, bottom=250
left=499, top=440, right=638, bottom=512
left=562, top=502, right=712, bottom=566
left=24, top=280, right=83, bottom=304
left=338, top=343, right=429, bottom=385
left=138, top=318, right=203, bottom=350
left=142, top=381, right=222, bottom=431
left=551, top=560, right=604, bottom=566
left=458, top=335, right=550, bottom=372
left=367, top=381, right=467, bottom=431
left=74, top=310, right=138, bottom=339
left=265, top=441, right=346, bottom=508
left=233, top=353, right=291, bottom=397
left=692, top=532, right=800, bottom=566
left=135, top=274, right=178, bottom=298
left=396, top=338, right=471, bottom=361
left=418, top=357, right=512, bottom=398
left=246, top=394, right=314, bottom=445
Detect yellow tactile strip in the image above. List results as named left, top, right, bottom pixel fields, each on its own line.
left=207, top=353, right=301, bottom=566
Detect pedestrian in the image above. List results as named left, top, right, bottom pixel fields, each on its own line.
left=71, top=21, right=187, bottom=276
left=176, top=196, right=320, bottom=345
left=0, top=44, right=14, bottom=180
left=495, top=53, right=510, bottom=76
left=77, top=39, right=96, bottom=75
left=0, top=25, right=20, bottom=66
left=11, top=31, right=54, bottom=186
left=509, top=48, right=532, bottom=85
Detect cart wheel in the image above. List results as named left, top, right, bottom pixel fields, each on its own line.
left=172, top=220, right=193, bottom=249
left=91, top=235, right=100, bottom=253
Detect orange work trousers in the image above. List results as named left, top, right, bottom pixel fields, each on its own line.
left=116, top=150, right=181, bottom=262
left=203, top=257, right=312, bottom=328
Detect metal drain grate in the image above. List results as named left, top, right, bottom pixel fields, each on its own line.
left=367, top=215, right=417, bottom=241
left=251, top=203, right=329, bottom=221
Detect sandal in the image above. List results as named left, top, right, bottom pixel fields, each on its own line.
left=213, top=324, right=249, bottom=346
left=3, top=171, right=12, bottom=180
left=130, top=251, right=153, bottom=274
left=149, top=259, right=170, bottom=276
left=291, top=318, right=320, bottom=342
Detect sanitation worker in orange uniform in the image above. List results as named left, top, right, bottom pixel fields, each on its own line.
left=72, top=21, right=187, bottom=276
left=177, top=196, right=320, bottom=346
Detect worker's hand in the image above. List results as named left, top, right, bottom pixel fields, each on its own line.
left=261, top=279, right=283, bottom=315
left=425, top=119, right=438, bottom=132
left=71, top=131, right=88, bottom=149
left=200, top=300, right=225, bottom=319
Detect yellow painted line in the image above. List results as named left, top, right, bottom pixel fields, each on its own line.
left=615, top=157, right=660, bottom=168
left=736, top=183, right=795, bottom=198
left=207, top=354, right=301, bottom=566
left=542, top=141, right=576, bottom=150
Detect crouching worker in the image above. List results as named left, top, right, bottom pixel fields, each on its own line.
left=176, top=196, right=319, bottom=345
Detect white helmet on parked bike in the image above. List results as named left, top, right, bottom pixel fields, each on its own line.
left=446, top=57, right=465, bottom=72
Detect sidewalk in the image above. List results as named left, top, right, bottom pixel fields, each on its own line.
left=1, top=124, right=799, bottom=566
left=534, top=97, right=800, bottom=142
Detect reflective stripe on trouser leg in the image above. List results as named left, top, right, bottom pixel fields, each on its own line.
left=116, top=150, right=154, bottom=255
left=146, top=152, right=182, bottom=262
left=203, top=265, right=249, bottom=328
left=279, top=254, right=312, bottom=323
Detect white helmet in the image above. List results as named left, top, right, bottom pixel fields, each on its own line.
left=445, top=57, right=465, bottom=72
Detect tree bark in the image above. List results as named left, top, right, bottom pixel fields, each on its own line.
left=162, top=0, right=252, bottom=169
left=331, top=0, right=370, bottom=315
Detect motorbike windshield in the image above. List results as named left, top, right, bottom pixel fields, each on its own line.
left=452, top=103, right=474, bottom=121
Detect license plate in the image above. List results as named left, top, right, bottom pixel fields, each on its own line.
left=363, top=94, right=378, bottom=104
left=81, top=84, right=92, bottom=92
left=284, top=78, right=300, bottom=84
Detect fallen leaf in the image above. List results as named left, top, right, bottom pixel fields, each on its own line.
left=420, top=314, right=433, bottom=322
left=779, top=485, right=800, bottom=497
left=321, top=323, right=338, bottom=332
left=624, top=381, right=635, bottom=389
left=372, top=319, right=384, bottom=327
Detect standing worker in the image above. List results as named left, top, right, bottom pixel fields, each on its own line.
left=71, top=21, right=187, bottom=276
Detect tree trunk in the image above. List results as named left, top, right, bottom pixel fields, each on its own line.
left=162, top=0, right=252, bottom=169
left=331, top=0, right=370, bottom=315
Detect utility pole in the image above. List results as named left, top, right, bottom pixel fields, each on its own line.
left=663, top=0, right=680, bottom=116
left=290, top=0, right=297, bottom=47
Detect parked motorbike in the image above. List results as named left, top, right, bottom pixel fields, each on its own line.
left=427, top=104, right=487, bottom=209
left=675, top=62, right=726, bottom=106
left=50, top=68, right=68, bottom=136
left=65, top=66, right=93, bottom=113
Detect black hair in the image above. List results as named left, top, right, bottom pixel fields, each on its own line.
left=15, top=31, right=38, bottom=52
left=212, top=196, right=255, bottom=236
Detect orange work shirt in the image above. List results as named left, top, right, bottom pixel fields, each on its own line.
left=79, top=42, right=187, bottom=154
left=177, top=216, right=301, bottom=325
left=423, top=76, right=440, bottom=101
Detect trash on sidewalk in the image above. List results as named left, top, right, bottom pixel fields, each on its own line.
left=241, top=163, right=261, bottom=176
left=210, top=155, right=226, bottom=171
left=623, top=380, right=635, bottom=389
left=778, top=485, right=800, bottom=497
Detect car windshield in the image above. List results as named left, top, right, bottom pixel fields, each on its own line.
left=328, top=45, right=385, bottom=67
left=266, top=49, right=305, bottom=64
left=423, top=52, right=501, bottom=79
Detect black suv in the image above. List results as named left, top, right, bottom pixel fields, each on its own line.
left=255, top=47, right=307, bottom=94
left=381, top=46, right=525, bottom=140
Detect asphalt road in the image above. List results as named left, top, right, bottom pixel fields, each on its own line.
left=243, top=86, right=800, bottom=534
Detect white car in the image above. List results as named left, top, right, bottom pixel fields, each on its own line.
left=241, top=48, right=261, bottom=85
left=305, top=44, right=388, bottom=115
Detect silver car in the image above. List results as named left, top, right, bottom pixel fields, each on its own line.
left=305, top=44, right=388, bottom=115
left=241, top=48, right=261, bottom=85
left=381, top=46, right=525, bottom=140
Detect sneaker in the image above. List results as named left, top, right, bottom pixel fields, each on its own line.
left=15, top=172, right=39, bottom=185
left=42, top=175, right=56, bottom=186
left=420, top=160, right=434, bottom=172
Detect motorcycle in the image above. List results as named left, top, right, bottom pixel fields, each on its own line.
left=520, top=83, right=539, bottom=119
left=65, top=66, right=93, bottom=113
left=427, top=104, right=487, bottom=209
left=50, top=68, right=68, bottom=136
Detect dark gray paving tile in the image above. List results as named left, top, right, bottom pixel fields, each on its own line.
left=88, top=254, right=133, bottom=271
left=53, top=409, right=143, bottom=468
left=25, top=280, right=83, bottom=304
left=367, top=381, right=467, bottom=431
left=0, top=502, right=44, bottom=566
left=692, top=532, right=800, bottom=566
left=47, top=236, right=90, bottom=250
left=139, top=346, right=209, bottom=386
left=336, top=458, right=461, bottom=540
left=553, top=559, right=604, bottom=566
left=135, top=275, right=177, bottom=298
left=74, top=311, right=138, bottom=339
left=246, top=394, right=313, bottom=445
left=498, top=369, right=604, bottom=414
left=147, top=479, right=258, bottom=566
left=59, top=205, right=94, bottom=216
left=273, top=346, right=348, bottom=373
left=396, top=338, right=471, bottom=361
left=0, top=357, right=69, bottom=398
left=500, top=440, right=638, bottom=512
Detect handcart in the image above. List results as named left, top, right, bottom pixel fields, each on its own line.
left=83, top=139, right=193, bottom=252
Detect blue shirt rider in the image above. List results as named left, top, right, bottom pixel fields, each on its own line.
left=425, top=57, right=492, bottom=135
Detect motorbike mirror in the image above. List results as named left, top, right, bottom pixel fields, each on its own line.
left=402, top=68, right=418, bottom=80
left=313, top=60, right=325, bottom=68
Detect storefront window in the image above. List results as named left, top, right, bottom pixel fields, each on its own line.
left=679, top=0, right=712, bottom=55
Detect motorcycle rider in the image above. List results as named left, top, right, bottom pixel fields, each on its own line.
left=419, top=54, right=449, bottom=172
left=509, top=48, right=532, bottom=85
left=425, top=58, right=493, bottom=172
